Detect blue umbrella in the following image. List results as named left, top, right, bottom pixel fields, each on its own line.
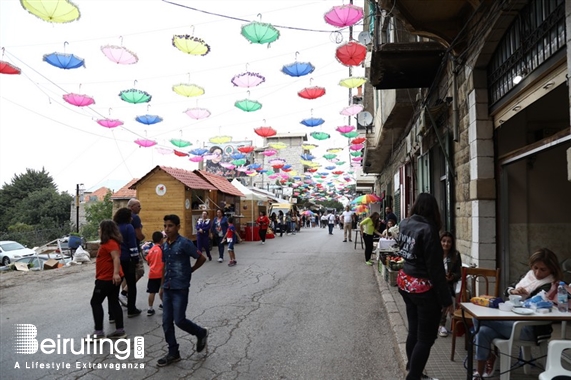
left=318, top=172, right=329, bottom=176
left=325, top=166, right=336, bottom=170
left=135, top=114, right=163, bottom=125
left=231, top=152, right=246, bottom=160
left=282, top=164, right=292, bottom=170
left=300, top=153, right=315, bottom=160
left=189, top=148, right=208, bottom=156
left=281, top=62, right=315, bottom=77
left=300, top=117, right=325, bottom=127
left=248, top=163, right=262, bottom=170
left=43, top=52, right=85, bottom=69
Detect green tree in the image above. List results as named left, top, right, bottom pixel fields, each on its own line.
left=82, top=191, right=113, bottom=240
left=316, top=199, right=343, bottom=211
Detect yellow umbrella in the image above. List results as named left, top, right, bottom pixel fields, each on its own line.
left=269, top=142, right=287, bottom=149
left=21, top=0, right=80, bottom=23
left=339, top=77, right=367, bottom=88
left=172, top=35, right=210, bottom=56
left=209, top=135, right=232, bottom=144
left=172, top=83, right=205, bottom=97
left=327, top=147, right=343, bottom=153
left=302, top=143, right=318, bottom=150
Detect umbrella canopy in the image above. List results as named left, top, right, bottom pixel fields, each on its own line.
left=269, top=142, right=287, bottom=149
left=0, top=60, right=21, bottom=74
left=241, top=21, right=280, bottom=45
left=189, top=155, right=204, bottom=162
left=351, top=137, right=366, bottom=144
left=351, top=193, right=382, bottom=204
left=21, top=0, right=80, bottom=23
left=134, top=138, right=157, bottom=147
left=156, top=147, right=173, bottom=155
left=135, top=114, right=162, bottom=125
left=311, top=131, right=330, bottom=140
left=231, top=72, right=265, bottom=88
left=190, top=148, right=208, bottom=156
left=352, top=157, right=363, bottom=162
left=63, top=93, right=94, bottom=107
left=238, top=145, right=255, bottom=153
left=170, top=138, right=192, bottom=148
left=350, top=151, right=362, bottom=157
left=282, top=62, right=315, bottom=77
left=43, top=52, right=84, bottom=69
left=261, top=149, right=277, bottom=157
left=325, top=165, right=336, bottom=170
left=335, top=42, right=367, bottom=66
left=210, top=135, right=232, bottom=144
left=339, top=77, right=367, bottom=88
left=172, top=83, right=205, bottom=97
left=119, top=89, right=152, bottom=104
left=352, top=204, right=369, bottom=214
left=350, top=143, right=364, bottom=151
left=174, top=150, right=188, bottom=157
left=324, top=4, right=364, bottom=27
left=340, top=104, right=364, bottom=116
left=97, top=119, right=123, bottom=128
left=235, top=99, right=262, bottom=112
left=172, top=35, right=210, bottom=56
left=336, top=125, right=355, bottom=133
left=342, top=131, right=359, bottom=138
left=323, top=153, right=337, bottom=160
left=301, top=143, right=318, bottom=150
left=254, top=126, right=276, bottom=137
left=300, top=153, right=315, bottom=161
left=327, top=147, right=343, bottom=153
left=298, top=86, right=325, bottom=100
left=184, top=107, right=210, bottom=119
left=100, top=45, right=138, bottom=64
left=300, top=117, right=325, bottom=127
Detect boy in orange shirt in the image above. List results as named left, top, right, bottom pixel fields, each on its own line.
left=146, top=231, right=164, bottom=316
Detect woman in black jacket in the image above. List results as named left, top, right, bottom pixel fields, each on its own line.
left=438, top=231, right=462, bottom=337
left=396, top=193, right=452, bottom=380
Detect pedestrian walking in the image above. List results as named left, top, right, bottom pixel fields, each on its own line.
left=119, top=198, right=145, bottom=306
left=211, top=209, right=228, bottom=262
left=157, top=214, right=208, bottom=367
left=223, top=216, right=240, bottom=266
left=90, top=220, right=125, bottom=339
left=146, top=231, right=164, bottom=316
left=196, top=211, right=212, bottom=261
left=327, top=211, right=336, bottom=235
left=256, top=211, right=270, bottom=244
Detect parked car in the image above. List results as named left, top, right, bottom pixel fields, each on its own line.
left=10, top=255, right=70, bottom=271
left=0, top=241, right=35, bottom=266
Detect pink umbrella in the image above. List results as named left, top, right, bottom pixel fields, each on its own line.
left=350, top=143, right=364, bottom=151
left=268, top=174, right=279, bottom=180
left=324, top=4, right=364, bottom=27
left=340, top=104, right=364, bottom=116
left=221, top=162, right=236, bottom=169
left=189, top=155, right=204, bottom=162
left=352, top=157, right=363, bottom=162
left=231, top=72, right=265, bottom=88
left=155, top=147, right=173, bottom=155
left=261, top=149, right=277, bottom=157
left=96, top=119, right=123, bottom=128
left=63, top=93, right=94, bottom=107
left=100, top=45, right=138, bottom=64
left=336, top=125, right=355, bottom=133
left=184, top=107, right=211, bottom=119
left=235, top=166, right=248, bottom=172
left=134, top=139, right=156, bottom=147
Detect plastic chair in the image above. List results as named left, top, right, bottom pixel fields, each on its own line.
left=450, top=266, right=501, bottom=361
left=538, top=339, right=571, bottom=380
left=492, top=320, right=552, bottom=380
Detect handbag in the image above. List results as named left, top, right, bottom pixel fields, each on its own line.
left=397, top=270, right=433, bottom=294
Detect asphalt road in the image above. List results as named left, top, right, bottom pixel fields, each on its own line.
left=0, top=226, right=403, bottom=380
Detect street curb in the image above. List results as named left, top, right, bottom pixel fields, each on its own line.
left=374, top=266, right=408, bottom=373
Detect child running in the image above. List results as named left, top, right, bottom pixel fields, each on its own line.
left=146, top=231, right=164, bottom=316
left=224, top=217, right=239, bottom=266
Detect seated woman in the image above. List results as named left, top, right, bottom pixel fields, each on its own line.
left=380, top=218, right=399, bottom=239
left=473, top=248, right=563, bottom=379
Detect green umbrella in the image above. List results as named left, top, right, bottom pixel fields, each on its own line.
left=235, top=99, right=262, bottom=112
left=336, top=161, right=346, bottom=165
left=350, top=151, right=362, bottom=157
left=342, top=131, right=359, bottom=138
left=241, top=21, right=280, bottom=45
left=170, top=139, right=192, bottom=148
left=323, top=153, right=337, bottom=160
left=310, top=131, right=330, bottom=140
left=119, top=89, right=152, bottom=104
left=232, top=158, right=246, bottom=166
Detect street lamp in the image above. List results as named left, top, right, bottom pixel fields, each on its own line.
left=76, top=183, right=85, bottom=233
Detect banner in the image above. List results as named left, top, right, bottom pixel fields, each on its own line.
left=203, top=141, right=253, bottom=178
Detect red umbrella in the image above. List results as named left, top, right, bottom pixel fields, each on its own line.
left=0, top=60, right=21, bottom=74
left=335, top=42, right=367, bottom=67
left=297, top=86, right=326, bottom=100
left=174, top=150, right=188, bottom=157
left=238, top=145, right=255, bottom=153
left=254, top=126, right=277, bottom=137
left=351, top=137, right=366, bottom=144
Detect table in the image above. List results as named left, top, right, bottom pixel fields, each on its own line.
left=459, top=302, right=570, bottom=380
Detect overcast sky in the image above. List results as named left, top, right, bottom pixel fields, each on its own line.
left=0, top=0, right=365, bottom=194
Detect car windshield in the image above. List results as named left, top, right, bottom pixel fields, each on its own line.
left=0, top=242, right=25, bottom=251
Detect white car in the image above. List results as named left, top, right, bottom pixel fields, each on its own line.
left=0, top=241, right=36, bottom=266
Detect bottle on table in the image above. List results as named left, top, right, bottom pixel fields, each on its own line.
left=557, top=281, right=568, bottom=312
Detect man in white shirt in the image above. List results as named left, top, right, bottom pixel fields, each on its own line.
left=341, top=205, right=354, bottom=242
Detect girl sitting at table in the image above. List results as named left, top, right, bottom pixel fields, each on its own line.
left=473, top=248, right=563, bottom=379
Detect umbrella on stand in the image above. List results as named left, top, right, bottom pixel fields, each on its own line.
left=0, top=60, right=21, bottom=74
left=335, top=42, right=367, bottom=66
left=324, top=4, right=364, bottom=27
left=241, top=20, right=280, bottom=45
left=172, top=35, right=210, bottom=56
left=20, top=0, right=80, bottom=23
left=351, top=193, right=382, bottom=204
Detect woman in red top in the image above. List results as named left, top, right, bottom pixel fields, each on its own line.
left=256, top=211, right=270, bottom=245
left=90, top=220, right=125, bottom=340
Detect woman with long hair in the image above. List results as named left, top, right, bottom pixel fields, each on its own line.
left=359, top=212, right=382, bottom=266
left=437, top=231, right=462, bottom=338
left=396, top=193, right=452, bottom=380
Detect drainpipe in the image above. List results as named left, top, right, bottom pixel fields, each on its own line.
left=452, top=58, right=459, bottom=142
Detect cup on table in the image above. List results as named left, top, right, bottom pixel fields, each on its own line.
left=509, top=294, right=523, bottom=307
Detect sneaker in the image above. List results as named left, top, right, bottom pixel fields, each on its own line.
left=421, top=375, right=439, bottom=380
left=147, top=308, right=155, bottom=316
left=343, top=239, right=347, bottom=242
left=157, top=352, right=181, bottom=367
left=128, top=309, right=142, bottom=318
left=438, top=326, right=449, bottom=337
left=107, top=330, right=126, bottom=339
left=218, top=258, right=223, bottom=263
left=196, top=328, right=208, bottom=352
left=118, top=295, right=128, bottom=307
left=365, top=261, right=373, bottom=266
left=159, top=304, right=163, bottom=310
left=228, top=260, right=236, bottom=267
left=92, top=330, right=105, bottom=339
left=262, top=242, right=265, bottom=245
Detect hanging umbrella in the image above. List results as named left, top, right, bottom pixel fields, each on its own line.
left=241, top=21, right=280, bottom=45
left=0, top=61, right=21, bottom=74
left=300, top=160, right=312, bottom=166
left=254, top=126, right=276, bottom=137
left=235, top=166, right=248, bottom=173
left=119, top=89, right=152, bottom=104
left=310, top=131, right=330, bottom=140
left=300, top=117, right=325, bottom=127
left=97, top=119, right=123, bottom=128
left=323, top=153, right=337, bottom=160
left=184, top=107, right=210, bottom=119
left=172, top=35, right=210, bottom=56
left=190, top=148, right=208, bottom=156
left=339, top=77, right=367, bottom=88
left=351, top=193, right=382, bottom=204
left=221, top=162, right=236, bottom=169
left=327, top=147, right=343, bottom=153
left=237, top=145, right=255, bottom=154
left=21, top=0, right=80, bottom=23
left=302, top=143, right=318, bottom=150
left=350, top=143, right=364, bottom=151
left=43, top=52, right=85, bottom=69
left=100, top=45, right=138, bottom=64
left=282, top=62, right=315, bottom=77
left=174, top=150, right=189, bottom=157
left=63, top=93, right=94, bottom=107
left=350, top=151, right=362, bottom=157
left=156, top=147, right=173, bottom=155
left=335, top=41, right=367, bottom=66
left=269, top=142, right=287, bottom=149
left=134, top=138, right=156, bottom=147
left=189, top=155, right=204, bottom=162
left=336, top=125, right=355, bottom=133
left=300, top=153, right=315, bottom=161
left=352, top=157, right=363, bottom=162
left=233, top=159, right=247, bottom=166
left=261, top=149, right=277, bottom=157
left=170, top=139, right=192, bottom=148
left=231, top=72, right=266, bottom=88
left=340, top=104, right=364, bottom=116
left=173, top=83, right=205, bottom=97
left=324, top=4, right=364, bottom=27
left=235, top=99, right=262, bottom=112
left=325, top=165, right=337, bottom=170
left=342, top=131, right=359, bottom=138
left=248, top=163, right=262, bottom=170
left=210, top=135, right=232, bottom=144
left=298, top=86, right=326, bottom=100
left=135, top=114, right=163, bottom=125
left=351, top=137, right=366, bottom=144
left=230, top=152, right=246, bottom=160
left=332, top=170, right=344, bottom=175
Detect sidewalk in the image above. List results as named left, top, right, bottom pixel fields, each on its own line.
left=373, top=260, right=567, bottom=380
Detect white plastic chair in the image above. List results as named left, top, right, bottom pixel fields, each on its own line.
left=492, top=320, right=551, bottom=380
left=538, top=339, right=571, bottom=380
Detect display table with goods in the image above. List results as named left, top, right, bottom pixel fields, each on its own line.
left=377, top=248, right=401, bottom=286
